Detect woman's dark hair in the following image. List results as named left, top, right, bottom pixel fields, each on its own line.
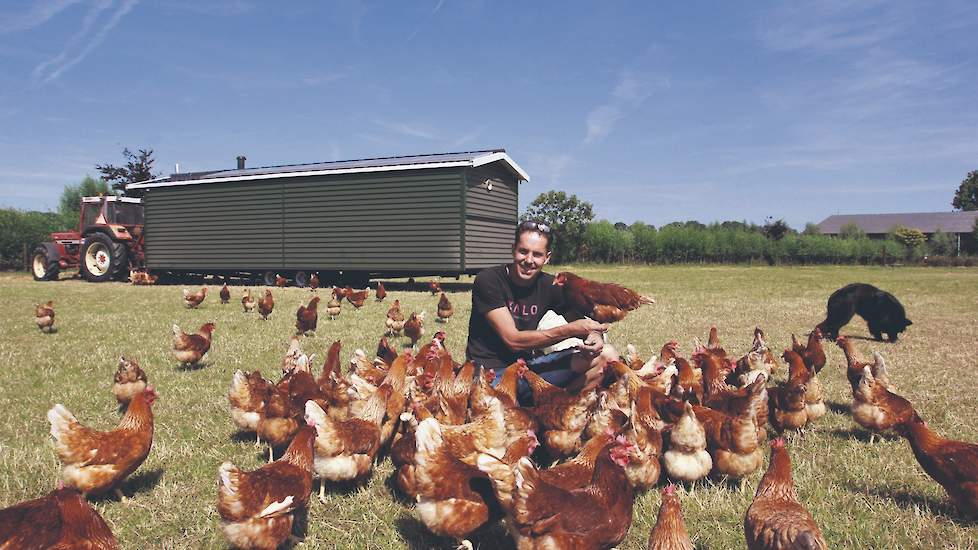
left=514, top=220, right=553, bottom=251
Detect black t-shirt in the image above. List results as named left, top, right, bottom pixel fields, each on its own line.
left=465, top=264, right=567, bottom=371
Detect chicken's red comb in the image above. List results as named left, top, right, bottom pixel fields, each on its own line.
left=771, top=438, right=786, bottom=449
left=486, top=368, right=496, bottom=380
left=835, top=336, right=846, bottom=345
left=663, top=484, right=676, bottom=496
left=516, top=358, right=527, bottom=367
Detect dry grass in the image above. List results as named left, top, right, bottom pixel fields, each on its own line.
left=1, top=265, right=977, bottom=549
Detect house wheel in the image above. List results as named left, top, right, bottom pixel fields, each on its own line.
left=294, top=271, right=309, bottom=288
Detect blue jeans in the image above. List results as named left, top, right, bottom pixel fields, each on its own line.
left=492, top=349, right=578, bottom=406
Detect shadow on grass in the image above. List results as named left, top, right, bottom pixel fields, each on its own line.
left=858, top=484, right=965, bottom=521
left=229, top=430, right=259, bottom=445
left=175, top=361, right=210, bottom=371
left=828, top=427, right=901, bottom=443
left=90, top=468, right=164, bottom=501
left=825, top=400, right=850, bottom=415
left=395, top=514, right=514, bottom=550
left=384, top=473, right=413, bottom=505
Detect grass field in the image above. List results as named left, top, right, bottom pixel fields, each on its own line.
left=2, top=265, right=978, bottom=549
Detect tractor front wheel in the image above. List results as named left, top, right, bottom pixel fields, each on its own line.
left=31, top=244, right=60, bottom=281
left=80, top=233, right=128, bottom=282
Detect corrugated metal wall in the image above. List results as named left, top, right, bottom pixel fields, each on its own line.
left=463, top=164, right=519, bottom=270
left=145, top=167, right=491, bottom=274
left=144, top=180, right=284, bottom=271
left=282, top=169, right=463, bottom=271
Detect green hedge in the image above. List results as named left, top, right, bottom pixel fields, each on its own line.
left=0, top=209, right=73, bottom=270
left=577, top=222, right=920, bottom=265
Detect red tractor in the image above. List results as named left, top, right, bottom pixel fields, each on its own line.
left=32, top=196, right=146, bottom=282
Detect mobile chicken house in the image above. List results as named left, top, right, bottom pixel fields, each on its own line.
left=126, top=149, right=528, bottom=286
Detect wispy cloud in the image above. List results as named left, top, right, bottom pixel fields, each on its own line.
left=584, top=71, right=665, bottom=145
left=0, top=0, right=84, bottom=33
left=31, top=0, right=137, bottom=85
left=524, top=152, right=575, bottom=184
left=371, top=119, right=435, bottom=140
left=449, top=126, right=488, bottom=149
left=160, top=0, right=255, bottom=16
left=406, top=0, right=445, bottom=43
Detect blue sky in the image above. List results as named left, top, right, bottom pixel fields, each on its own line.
left=1, top=1, right=976, bottom=229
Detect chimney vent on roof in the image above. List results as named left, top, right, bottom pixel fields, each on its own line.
left=236, top=156, right=246, bottom=170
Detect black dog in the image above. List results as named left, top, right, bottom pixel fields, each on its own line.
left=817, top=283, right=912, bottom=342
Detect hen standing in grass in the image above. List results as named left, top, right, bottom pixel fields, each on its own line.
left=47, top=387, right=158, bottom=499
left=648, top=485, right=694, bottom=550
left=35, top=300, right=55, bottom=332
left=326, top=296, right=341, bottom=320
left=258, top=289, right=274, bottom=320
left=897, top=412, right=978, bottom=518
left=745, top=439, right=827, bottom=550
left=404, top=312, right=425, bottom=346
left=113, top=355, right=148, bottom=406
left=386, top=299, right=405, bottom=335
left=220, top=283, right=231, bottom=304
left=428, top=280, right=441, bottom=295
left=217, top=424, right=316, bottom=550
left=309, top=273, right=319, bottom=291
left=172, top=322, right=216, bottom=366
left=436, top=292, right=454, bottom=322
left=375, top=281, right=386, bottom=301
left=0, top=487, right=118, bottom=549
left=182, top=287, right=207, bottom=308
left=241, top=289, right=256, bottom=313
left=295, top=296, right=320, bottom=336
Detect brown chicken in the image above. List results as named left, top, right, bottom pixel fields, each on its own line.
left=404, top=311, right=425, bottom=346
left=375, top=281, right=386, bottom=301
left=386, top=299, right=406, bottom=335
left=663, top=401, right=712, bottom=482
left=332, top=286, right=348, bottom=300
left=768, top=381, right=808, bottom=432
left=648, top=484, right=694, bottom=550
left=172, top=322, right=215, bottom=365
left=436, top=292, right=454, bottom=323
left=258, top=289, right=274, bottom=320
left=113, top=355, right=148, bottom=406
left=623, top=386, right=665, bottom=489
left=782, top=349, right=825, bottom=424
left=35, top=300, right=55, bottom=332
left=295, top=296, right=320, bottom=336
left=326, top=296, right=341, bottom=320
left=897, top=413, right=978, bottom=518
left=242, top=289, right=256, bottom=313
left=512, top=438, right=635, bottom=549
left=792, top=328, right=826, bottom=374
left=217, top=424, right=315, bottom=550
left=521, top=367, right=600, bottom=457
left=552, top=271, right=654, bottom=323
left=47, top=386, right=158, bottom=498
left=694, top=376, right=767, bottom=478
left=182, top=287, right=207, bottom=308
left=376, top=335, right=398, bottom=366
left=836, top=336, right=876, bottom=392
left=256, top=385, right=301, bottom=463
left=275, top=274, right=287, bottom=287
left=220, top=283, right=231, bottom=304
left=304, top=384, right=392, bottom=501
left=408, top=414, right=498, bottom=547
left=309, top=273, right=320, bottom=291
left=229, top=369, right=273, bottom=444
left=852, top=365, right=915, bottom=439
left=0, top=487, right=119, bottom=549
left=346, top=287, right=369, bottom=310
left=745, top=439, right=827, bottom=550
left=428, top=280, right=442, bottom=295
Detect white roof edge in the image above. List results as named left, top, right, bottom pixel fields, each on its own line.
left=127, top=154, right=529, bottom=190
left=473, top=151, right=530, bottom=181
left=81, top=196, right=142, bottom=203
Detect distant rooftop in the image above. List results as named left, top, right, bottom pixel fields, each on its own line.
left=817, top=211, right=978, bottom=234
left=127, top=149, right=528, bottom=190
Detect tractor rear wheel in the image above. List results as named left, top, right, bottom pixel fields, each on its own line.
left=31, top=244, right=60, bottom=281
left=80, top=233, right=128, bottom=282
